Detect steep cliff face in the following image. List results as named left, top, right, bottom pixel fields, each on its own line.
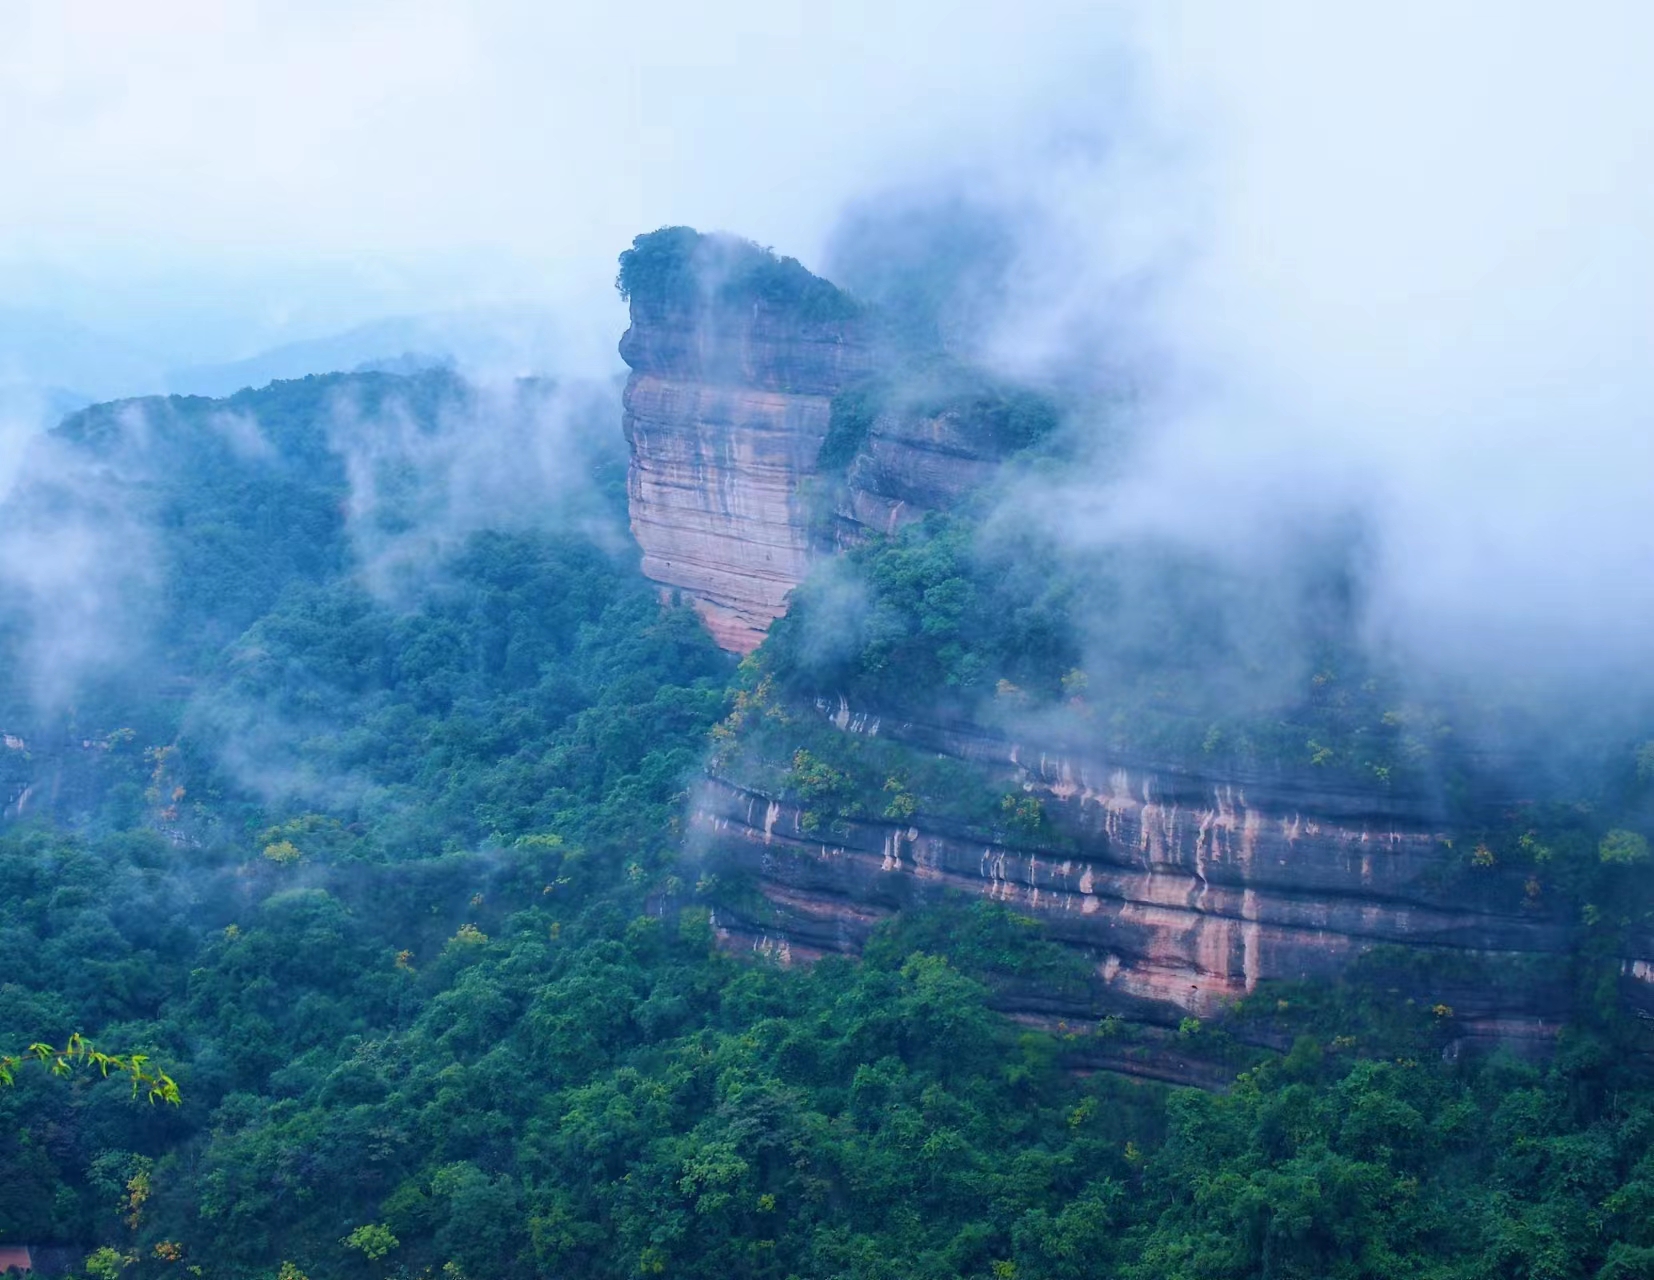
left=834, top=405, right=1003, bottom=542
left=619, top=233, right=878, bottom=652
left=693, top=702, right=1598, bottom=1049
left=618, top=229, right=1651, bottom=1064
left=619, top=230, right=1036, bottom=650
left=821, top=367, right=1055, bottom=546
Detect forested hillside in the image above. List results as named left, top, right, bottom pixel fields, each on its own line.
left=0, top=355, right=1652, bottom=1280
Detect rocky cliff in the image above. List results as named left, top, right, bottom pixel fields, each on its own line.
left=619, top=230, right=879, bottom=652
left=833, top=400, right=1007, bottom=543
left=617, top=228, right=1654, bottom=1065
left=689, top=700, right=1641, bottom=1057
left=619, top=230, right=1031, bottom=649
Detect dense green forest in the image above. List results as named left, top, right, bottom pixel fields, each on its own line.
left=616, top=228, right=866, bottom=324
left=1, top=365, right=1653, bottom=1280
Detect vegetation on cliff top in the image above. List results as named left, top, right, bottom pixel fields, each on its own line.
left=756, top=502, right=1460, bottom=796
left=616, top=225, right=865, bottom=324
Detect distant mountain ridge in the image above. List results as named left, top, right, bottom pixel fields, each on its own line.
left=0, top=307, right=165, bottom=403
left=0, top=305, right=569, bottom=423
left=166, top=305, right=564, bottom=397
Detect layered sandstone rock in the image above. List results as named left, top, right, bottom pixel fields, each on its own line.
left=618, top=230, right=1028, bottom=650
left=835, top=405, right=1002, bottom=542
left=619, top=242, right=877, bottom=653
left=617, top=232, right=1647, bottom=1074
left=693, top=702, right=1589, bottom=1048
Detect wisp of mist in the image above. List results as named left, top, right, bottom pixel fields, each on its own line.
left=827, top=5, right=1654, bottom=740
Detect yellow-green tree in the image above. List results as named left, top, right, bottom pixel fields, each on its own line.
left=0, top=1034, right=179, bottom=1104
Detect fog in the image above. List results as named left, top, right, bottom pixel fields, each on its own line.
left=1048, top=6, right=1654, bottom=700
left=0, top=1, right=1118, bottom=374
left=820, top=4, right=1654, bottom=711
left=0, top=406, right=161, bottom=712
left=329, top=374, right=626, bottom=603
left=2, top=0, right=1651, bottom=722
left=0, top=365, right=627, bottom=829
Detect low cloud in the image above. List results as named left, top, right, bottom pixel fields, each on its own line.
left=329, top=374, right=624, bottom=603
left=0, top=405, right=161, bottom=713
left=828, top=2, right=1654, bottom=733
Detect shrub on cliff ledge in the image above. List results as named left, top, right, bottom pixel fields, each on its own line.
left=816, top=358, right=1060, bottom=480
left=616, top=226, right=864, bottom=324
left=1601, top=829, right=1651, bottom=865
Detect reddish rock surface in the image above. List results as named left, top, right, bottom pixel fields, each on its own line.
left=620, top=295, right=876, bottom=653
left=616, top=235, right=1654, bottom=1068
left=692, top=704, right=1604, bottom=1048
left=835, top=405, right=1003, bottom=543
left=618, top=282, right=1006, bottom=649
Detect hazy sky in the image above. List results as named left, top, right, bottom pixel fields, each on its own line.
left=4, top=0, right=1652, bottom=692
left=7, top=3, right=1647, bottom=374
left=1004, top=4, right=1654, bottom=694
left=0, top=1, right=1126, bottom=364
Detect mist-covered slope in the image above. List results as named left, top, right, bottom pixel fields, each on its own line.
left=612, top=227, right=1654, bottom=1063
left=0, top=242, right=1652, bottom=1280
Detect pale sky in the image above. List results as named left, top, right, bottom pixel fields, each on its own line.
left=0, top=1, right=1128, bottom=363
left=3, top=0, right=1653, bottom=688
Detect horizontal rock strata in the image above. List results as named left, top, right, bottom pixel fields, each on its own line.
left=694, top=708, right=1588, bottom=1047
left=837, top=407, right=1002, bottom=542
left=621, top=296, right=875, bottom=653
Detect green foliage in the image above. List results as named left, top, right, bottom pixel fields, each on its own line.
left=341, top=1223, right=398, bottom=1260
left=761, top=503, right=1457, bottom=790
left=882, top=774, right=917, bottom=820
left=783, top=748, right=856, bottom=833
left=713, top=690, right=1013, bottom=835
left=1601, top=829, right=1651, bottom=865
left=817, top=361, right=1059, bottom=476
left=765, top=514, right=1080, bottom=713
left=3, top=355, right=1654, bottom=1280
left=862, top=899, right=1092, bottom=993
left=613, top=225, right=702, bottom=304
left=83, top=1247, right=125, bottom=1280
left=817, top=378, right=888, bottom=471
left=46, top=373, right=418, bottom=669
left=261, top=839, right=303, bottom=866
left=0, top=800, right=1158, bottom=1280
left=0, top=1033, right=179, bottom=1105
left=616, top=226, right=864, bottom=323
left=893, top=357, right=1059, bottom=452
left=999, top=794, right=1048, bottom=840
left=1115, top=1039, right=1654, bottom=1280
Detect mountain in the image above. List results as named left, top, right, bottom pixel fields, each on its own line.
left=616, top=227, right=1654, bottom=1066
left=166, top=306, right=564, bottom=397
left=618, top=227, right=1040, bottom=651
left=0, top=307, right=165, bottom=402
left=618, top=228, right=881, bottom=650
left=0, top=237, right=1650, bottom=1279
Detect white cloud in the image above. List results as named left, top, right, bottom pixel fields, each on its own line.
left=0, top=1, right=1127, bottom=365
left=1008, top=1, right=1654, bottom=690
left=3, top=0, right=1651, bottom=698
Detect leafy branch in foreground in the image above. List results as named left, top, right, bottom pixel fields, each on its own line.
left=0, top=1032, right=180, bottom=1104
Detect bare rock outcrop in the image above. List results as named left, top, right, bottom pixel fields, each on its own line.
left=619, top=230, right=877, bottom=652
left=834, top=405, right=1002, bottom=541
left=694, top=703, right=1596, bottom=1049
left=618, top=229, right=1038, bottom=650
left=615, top=229, right=1650, bottom=1073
